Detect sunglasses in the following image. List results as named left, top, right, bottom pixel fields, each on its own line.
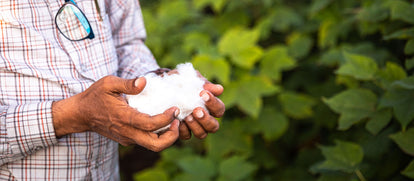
left=55, top=0, right=95, bottom=41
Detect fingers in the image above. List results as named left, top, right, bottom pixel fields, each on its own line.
left=129, top=107, right=179, bottom=132
left=113, top=119, right=180, bottom=152
left=132, top=119, right=180, bottom=152
left=203, top=83, right=223, bottom=96
left=179, top=122, right=191, bottom=140
left=184, top=115, right=208, bottom=139
left=184, top=108, right=220, bottom=139
left=193, top=108, right=220, bottom=133
left=100, top=75, right=146, bottom=95
left=200, top=90, right=225, bottom=118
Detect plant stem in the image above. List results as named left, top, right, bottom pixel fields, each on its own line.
left=355, top=169, right=367, bottom=181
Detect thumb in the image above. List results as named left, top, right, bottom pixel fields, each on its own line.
left=110, top=76, right=146, bottom=95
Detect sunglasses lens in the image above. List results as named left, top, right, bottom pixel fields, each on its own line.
left=56, top=4, right=92, bottom=40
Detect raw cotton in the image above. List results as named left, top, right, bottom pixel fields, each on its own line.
left=126, top=63, right=207, bottom=133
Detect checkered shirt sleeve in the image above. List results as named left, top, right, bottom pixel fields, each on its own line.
left=0, top=0, right=158, bottom=180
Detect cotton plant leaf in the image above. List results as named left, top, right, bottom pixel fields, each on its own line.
left=365, top=109, right=392, bottom=135
left=406, top=57, right=414, bottom=70
left=177, top=156, right=216, bottom=179
left=221, top=75, right=279, bottom=118
left=317, top=140, right=364, bottom=173
left=376, top=61, right=407, bottom=89
left=323, top=88, right=377, bottom=130
left=254, top=107, right=289, bottom=141
left=217, top=156, right=258, bottom=181
left=380, top=77, right=414, bottom=130
left=336, top=52, right=378, bottom=81
left=218, top=27, right=262, bottom=69
left=389, top=128, right=414, bottom=156
left=287, top=33, right=313, bottom=58
left=206, top=119, right=253, bottom=160
left=278, top=92, right=316, bottom=119
left=260, top=46, right=296, bottom=81
left=405, top=39, right=414, bottom=55
left=388, top=0, right=414, bottom=24
left=402, top=160, right=414, bottom=179
left=192, top=54, right=230, bottom=84
left=309, top=0, right=333, bottom=15
left=133, top=169, right=169, bottom=181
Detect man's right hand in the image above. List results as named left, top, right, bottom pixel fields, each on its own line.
left=52, top=76, right=180, bottom=152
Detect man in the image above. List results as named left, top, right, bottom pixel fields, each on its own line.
left=0, top=0, right=225, bottom=180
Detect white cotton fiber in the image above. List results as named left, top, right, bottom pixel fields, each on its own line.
left=126, top=63, right=207, bottom=133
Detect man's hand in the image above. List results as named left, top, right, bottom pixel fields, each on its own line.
left=52, top=76, right=180, bottom=152
left=178, top=74, right=226, bottom=140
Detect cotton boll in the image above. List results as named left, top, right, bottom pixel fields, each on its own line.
left=126, top=63, right=207, bottom=133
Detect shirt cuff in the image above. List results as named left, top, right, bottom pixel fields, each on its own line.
left=6, top=101, right=58, bottom=157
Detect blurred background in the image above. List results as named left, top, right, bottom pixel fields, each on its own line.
left=119, top=0, right=414, bottom=180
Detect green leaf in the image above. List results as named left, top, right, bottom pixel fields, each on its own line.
left=183, top=32, right=211, bottom=54
left=380, top=87, right=414, bottom=130
left=287, top=33, right=313, bottom=58
left=402, top=160, right=414, bottom=179
left=160, top=147, right=194, bottom=163
left=193, top=0, right=228, bottom=13
left=357, top=3, right=388, bottom=22
left=133, top=169, right=168, bottom=181
left=206, top=120, right=252, bottom=160
left=218, top=156, right=258, bottom=181
left=173, top=173, right=209, bottom=181
left=335, top=75, right=360, bottom=88
left=318, top=19, right=340, bottom=48
left=390, top=128, right=414, bottom=156
left=157, top=0, right=191, bottom=30
left=384, top=28, right=414, bottom=40
left=405, top=39, right=414, bottom=55
left=218, top=28, right=262, bottom=68
left=218, top=28, right=260, bottom=55
left=177, top=156, right=216, bottom=179
left=377, top=61, right=407, bottom=89
left=391, top=76, right=414, bottom=90
left=230, top=46, right=264, bottom=69
left=270, top=7, right=303, bottom=32
left=389, top=0, right=414, bottom=24
left=260, top=46, right=296, bottom=81
left=323, top=88, right=377, bottom=130
left=406, top=57, right=414, bottom=70
left=210, top=11, right=250, bottom=35
left=254, top=107, right=289, bottom=141
left=192, top=54, right=230, bottom=84
left=279, top=92, right=316, bottom=119
left=319, top=48, right=345, bottom=66
left=222, top=75, right=279, bottom=118
left=336, top=52, right=378, bottom=81
left=310, top=0, right=332, bottom=15
left=317, top=140, right=364, bottom=173
left=365, top=109, right=392, bottom=135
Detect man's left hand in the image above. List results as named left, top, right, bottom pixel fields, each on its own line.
left=179, top=81, right=225, bottom=140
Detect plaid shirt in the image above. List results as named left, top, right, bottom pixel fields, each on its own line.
left=0, top=0, right=159, bottom=180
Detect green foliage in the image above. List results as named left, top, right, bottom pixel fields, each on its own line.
left=390, top=128, right=414, bottom=156
left=314, top=140, right=364, bottom=173
left=402, top=160, right=414, bottom=179
left=323, top=88, right=377, bottom=130
left=124, top=0, right=414, bottom=180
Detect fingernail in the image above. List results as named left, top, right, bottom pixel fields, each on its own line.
left=174, top=108, right=180, bottom=117
left=202, top=92, right=210, bottom=102
left=216, top=84, right=223, bottom=90
left=187, top=115, right=194, bottom=122
left=134, top=77, right=143, bottom=87
left=195, top=109, right=204, bottom=118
